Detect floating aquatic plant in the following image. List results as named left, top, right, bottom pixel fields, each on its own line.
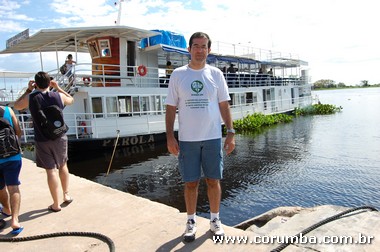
left=231, top=104, right=342, bottom=134
left=294, top=104, right=343, bottom=116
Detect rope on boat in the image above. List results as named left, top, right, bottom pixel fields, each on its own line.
left=271, top=205, right=378, bottom=252
left=0, top=231, right=115, bottom=252
left=104, top=130, right=120, bottom=180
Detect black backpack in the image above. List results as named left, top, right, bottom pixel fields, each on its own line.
left=33, top=96, right=68, bottom=140
left=0, top=107, right=21, bottom=158
left=60, top=64, right=67, bottom=74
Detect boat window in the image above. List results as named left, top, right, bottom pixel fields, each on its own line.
left=106, top=97, right=118, bottom=117
left=291, top=88, right=295, bottom=104
left=132, top=97, right=140, bottom=114
left=118, top=96, right=132, bottom=117
left=140, top=96, right=150, bottom=115
left=239, top=93, right=246, bottom=105
left=162, top=96, right=167, bottom=112
left=253, top=92, right=258, bottom=103
left=246, top=92, right=253, bottom=104
left=99, top=39, right=111, bottom=57
left=91, top=97, right=103, bottom=118
left=153, top=95, right=162, bottom=115
left=88, top=41, right=100, bottom=59
left=267, top=88, right=274, bottom=100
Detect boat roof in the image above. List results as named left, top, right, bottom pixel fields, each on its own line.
left=0, top=71, right=35, bottom=78
left=262, top=58, right=308, bottom=67
left=0, top=26, right=161, bottom=54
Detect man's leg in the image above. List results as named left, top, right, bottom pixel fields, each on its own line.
left=184, top=181, right=199, bottom=215
left=206, top=178, right=224, bottom=236
left=58, top=162, right=72, bottom=202
left=183, top=180, right=199, bottom=242
left=0, top=187, right=11, bottom=215
left=7, top=185, right=21, bottom=229
left=205, top=178, right=221, bottom=213
left=46, top=168, right=61, bottom=211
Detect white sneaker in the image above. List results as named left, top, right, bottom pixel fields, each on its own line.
left=183, top=219, right=197, bottom=242
left=210, top=218, right=225, bottom=236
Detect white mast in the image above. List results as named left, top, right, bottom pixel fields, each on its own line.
left=115, top=0, right=126, bottom=25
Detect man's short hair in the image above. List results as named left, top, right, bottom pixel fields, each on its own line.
left=189, top=32, right=211, bottom=49
left=34, top=71, right=50, bottom=89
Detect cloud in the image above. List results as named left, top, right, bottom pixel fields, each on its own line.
left=1, top=0, right=380, bottom=86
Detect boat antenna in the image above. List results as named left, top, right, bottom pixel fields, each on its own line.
left=114, top=0, right=126, bottom=25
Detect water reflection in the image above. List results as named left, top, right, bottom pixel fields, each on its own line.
left=68, top=88, right=380, bottom=226
left=69, top=116, right=317, bottom=224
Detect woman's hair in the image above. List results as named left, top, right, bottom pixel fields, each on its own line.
left=67, top=54, right=73, bottom=59
left=34, top=71, right=50, bottom=89
left=189, top=32, right=211, bottom=49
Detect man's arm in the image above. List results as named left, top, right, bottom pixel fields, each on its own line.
left=13, top=80, right=34, bottom=111
left=50, top=81, right=74, bottom=106
left=9, top=107, right=22, bottom=138
left=219, top=101, right=235, bottom=155
left=165, top=105, right=179, bottom=156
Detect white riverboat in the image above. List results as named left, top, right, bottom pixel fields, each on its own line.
left=0, top=26, right=312, bottom=153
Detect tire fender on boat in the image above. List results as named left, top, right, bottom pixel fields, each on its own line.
left=137, top=65, right=147, bottom=76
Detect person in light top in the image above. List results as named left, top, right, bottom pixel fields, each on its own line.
left=165, top=31, right=235, bottom=242
left=65, top=54, right=76, bottom=85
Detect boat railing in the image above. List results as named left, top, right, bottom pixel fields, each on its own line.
left=212, top=41, right=299, bottom=61
left=5, top=61, right=308, bottom=102
left=222, top=72, right=304, bottom=88
left=46, top=63, right=168, bottom=90
left=16, top=109, right=172, bottom=144
left=46, top=63, right=307, bottom=91
left=16, top=95, right=312, bottom=145
left=229, top=95, right=312, bottom=119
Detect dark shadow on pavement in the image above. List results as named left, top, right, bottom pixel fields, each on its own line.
left=155, top=231, right=210, bottom=252
left=18, top=208, right=53, bottom=223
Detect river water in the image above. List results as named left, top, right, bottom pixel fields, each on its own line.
left=68, top=88, right=380, bottom=226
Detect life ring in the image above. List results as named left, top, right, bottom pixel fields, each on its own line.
left=138, top=65, right=147, bottom=76
left=82, top=77, right=91, bottom=86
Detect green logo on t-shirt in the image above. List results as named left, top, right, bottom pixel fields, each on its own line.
left=191, top=80, right=203, bottom=93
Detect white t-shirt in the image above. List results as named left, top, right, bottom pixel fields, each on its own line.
left=165, top=64, right=231, bottom=141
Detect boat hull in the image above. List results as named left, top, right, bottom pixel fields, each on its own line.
left=67, top=131, right=175, bottom=153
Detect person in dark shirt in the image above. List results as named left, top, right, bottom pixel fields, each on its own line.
left=14, top=71, right=74, bottom=213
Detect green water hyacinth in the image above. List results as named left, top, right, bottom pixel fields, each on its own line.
left=231, top=104, right=342, bottom=134
left=233, top=113, right=293, bottom=134
left=294, top=104, right=343, bottom=116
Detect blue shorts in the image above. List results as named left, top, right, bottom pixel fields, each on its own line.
left=0, top=160, right=22, bottom=188
left=178, top=139, right=223, bottom=182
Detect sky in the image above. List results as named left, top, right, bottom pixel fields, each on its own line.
left=0, top=0, right=379, bottom=90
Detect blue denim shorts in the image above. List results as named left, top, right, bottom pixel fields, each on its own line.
left=178, top=139, right=223, bottom=182
left=0, top=160, right=22, bottom=188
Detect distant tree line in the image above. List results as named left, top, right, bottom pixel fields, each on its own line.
left=312, top=79, right=380, bottom=89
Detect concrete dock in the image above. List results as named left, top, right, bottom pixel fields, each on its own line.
left=0, top=158, right=271, bottom=252
left=1, top=158, right=379, bottom=251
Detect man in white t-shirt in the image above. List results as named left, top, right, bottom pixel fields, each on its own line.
left=165, top=32, right=235, bottom=242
